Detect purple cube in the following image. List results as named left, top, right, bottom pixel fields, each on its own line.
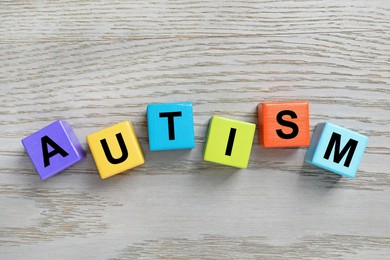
left=22, top=120, right=86, bottom=180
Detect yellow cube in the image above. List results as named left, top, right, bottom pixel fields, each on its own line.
left=87, top=121, right=144, bottom=179
left=204, top=116, right=256, bottom=168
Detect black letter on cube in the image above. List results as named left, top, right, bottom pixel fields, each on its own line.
left=323, top=132, right=358, bottom=167
left=225, top=128, right=237, bottom=156
left=41, top=135, right=69, bottom=167
left=276, top=110, right=299, bottom=139
left=159, top=112, right=182, bottom=140
left=100, top=133, right=129, bottom=164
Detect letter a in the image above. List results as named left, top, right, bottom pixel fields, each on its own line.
left=41, top=135, right=69, bottom=167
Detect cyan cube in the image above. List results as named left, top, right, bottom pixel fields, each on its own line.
left=147, top=102, right=195, bottom=151
left=304, top=122, right=368, bottom=178
left=22, top=120, right=86, bottom=180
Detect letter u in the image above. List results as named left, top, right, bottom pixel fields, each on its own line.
left=100, top=133, right=128, bottom=164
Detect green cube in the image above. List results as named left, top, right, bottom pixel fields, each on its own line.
left=204, top=116, right=256, bottom=168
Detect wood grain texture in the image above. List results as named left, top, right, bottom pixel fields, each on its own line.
left=0, top=0, right=389, bottom=259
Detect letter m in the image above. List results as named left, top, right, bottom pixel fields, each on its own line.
left=323, top=132, right=358, bottom=167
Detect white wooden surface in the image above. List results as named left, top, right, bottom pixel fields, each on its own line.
left=1, top=0, right=389, bottom=259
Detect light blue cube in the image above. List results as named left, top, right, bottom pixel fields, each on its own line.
left=147, top=102, right=195, bottom=151
left=304, top=122, right=368, bottom=178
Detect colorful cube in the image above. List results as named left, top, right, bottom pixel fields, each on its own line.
left=87, top=121, right=144, bottom=179
left=204, top=116, right=256, bottom=168
left=21, top=120, right=86, bottom=180
left=258, top=101, right=310, bottom=147
left=147, top=102, right=195, bottom=151
left=304, top=122, right=368, bottom=178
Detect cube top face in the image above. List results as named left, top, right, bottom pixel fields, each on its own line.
left=87, top=121, right=144, bottom=179
left=147, top=102, right=195, bottom=151
left=305, top=122, right=368, bottom=178
left=21, top=120, right=86, bottom=180
left=204, top=116, right=256, bottom=168
left=258, top=101, right=310, bottom=147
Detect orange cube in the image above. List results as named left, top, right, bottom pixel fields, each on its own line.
left=258, top=101, right=310, bottom=147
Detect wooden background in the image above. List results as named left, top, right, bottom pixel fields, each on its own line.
left=1, top=0, right=389, bottom=259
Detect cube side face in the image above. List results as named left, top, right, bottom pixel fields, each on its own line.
left=259, top=101, right=310, bottom=147
left=87, top=121, right=144, bottom=179
left=61, top=120, right=86, bottom=159
left=257, top=104, right=265, bottom=146
left=204, top=116, right=256, bottom=168
left=310, top=122, right=368, bottom=178
left=147, top=102, right=195, bottom=151
left=21, top=120, right=86, bottom=180
left=304, top=123, right=326, bottom=164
